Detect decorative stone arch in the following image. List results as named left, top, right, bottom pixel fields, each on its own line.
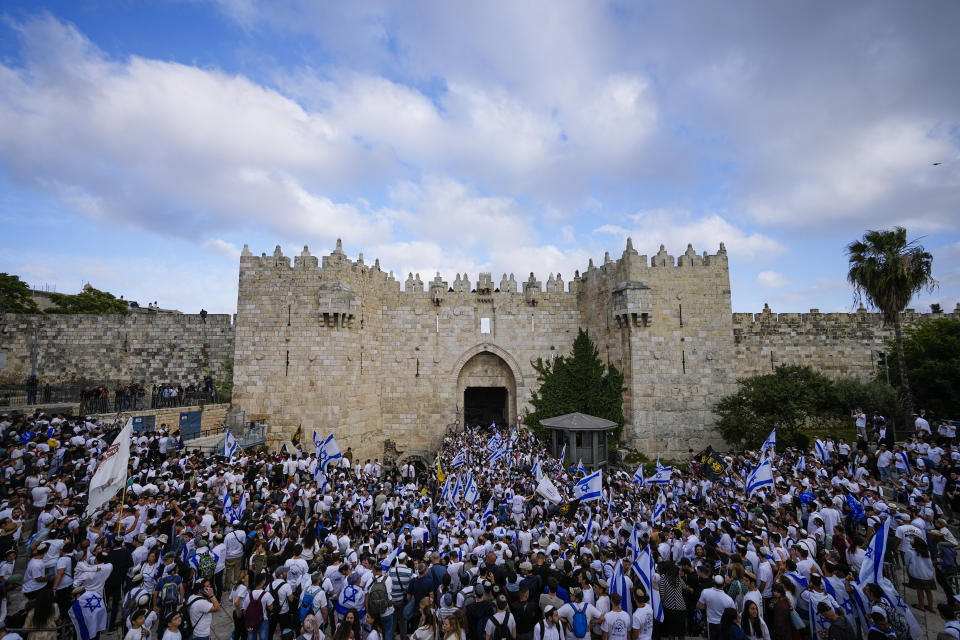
left=451, top=343, right=525, bottom=387
left=453, top=343, right=524, bottom=429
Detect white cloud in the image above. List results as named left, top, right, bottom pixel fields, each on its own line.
left=756, top=270, right=788, bottom=289
left=204, top=239, right=242, bottom=260
left=614, top=209, right=786, bottom=262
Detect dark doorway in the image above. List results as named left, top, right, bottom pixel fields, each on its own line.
left=464, top=386, right=507, bottom=428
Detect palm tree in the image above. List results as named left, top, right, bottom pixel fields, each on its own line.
left=846, top=227, right=936, bottom=431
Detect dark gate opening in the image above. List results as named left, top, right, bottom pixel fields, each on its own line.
left=464, top=386, right=507, bottom=428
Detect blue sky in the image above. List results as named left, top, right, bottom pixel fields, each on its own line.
left=0, top=1, right=958, bottom=315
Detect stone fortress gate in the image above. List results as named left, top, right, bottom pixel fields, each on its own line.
left=232, top=238, right=740, bottom=462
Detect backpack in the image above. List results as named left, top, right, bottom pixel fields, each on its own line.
left=299, top=589, right=317, bottom=623
left=368, top=576, right=390, bottom=617
left=158, top=576, right=181, bottom=608
left=459, top=589, right=476, bottom=610
left=197, top=552, right=216, bottom=579
left=268, top=580, right=284, bottom=620
left=181, top=596, right=204, bottom=640
left=490, top=614, right=512, bottom=640
left=245, top=591, right=266, bottom=632
left=571, top=603, right=589, bottom=639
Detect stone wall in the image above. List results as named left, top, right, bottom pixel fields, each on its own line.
left=733, top=303, right=960, bottom=381
left=0, top=312, right=235, bottom=385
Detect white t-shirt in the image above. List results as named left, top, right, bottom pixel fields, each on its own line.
left=601, top=609, right=631, bottom=640
left=698, top=588, right=735, bottom=624
left=187, top=597, right=214, bottom=638
left=631, top=604, right=654, bottom=640
left=483, top=611, right=516, bottom=639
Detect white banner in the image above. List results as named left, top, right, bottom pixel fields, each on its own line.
left=85, top=419, right=133, bottom=516
left=536, top=476, right=564, bottom=503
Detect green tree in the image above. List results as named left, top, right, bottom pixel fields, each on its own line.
left=833, top=377, right=900, bottom=427
left=846, top=227, right=935, bottom=431
left=0, top=273, right=40, bottom=313
left=884, top=318, right=960, bottom=419
left=714, top=365, right=839, bottom=449
left=45, top=285, right=128, bottom=314
left=523, top=329, right=626, bottom=442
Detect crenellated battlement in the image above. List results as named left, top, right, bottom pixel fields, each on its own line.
left=732, top=302, right=960, bottom=329
left=240, top=237, right=729, bottom=297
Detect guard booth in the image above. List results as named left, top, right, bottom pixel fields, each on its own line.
left=540, top=412, right=617, bottom=469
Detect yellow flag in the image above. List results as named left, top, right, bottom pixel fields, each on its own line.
left=436, top=456, right=446, bottom=483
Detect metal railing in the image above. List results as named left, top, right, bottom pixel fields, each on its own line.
left=194, top=422, right=266, bottom=453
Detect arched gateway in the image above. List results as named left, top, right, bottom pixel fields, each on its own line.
left=453, top=344, right=523, bottom=428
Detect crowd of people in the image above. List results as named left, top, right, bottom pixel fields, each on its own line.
left=0, top=405, right=956, bottom=640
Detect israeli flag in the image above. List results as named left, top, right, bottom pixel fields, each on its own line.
left=481, top=497, right=495, bottom=524
left=846, top=494, right=865, bottom=524
left=646, top=466, right=673, bottom=486
left=632, top=464, right=644, bottom=486
left=627, top=525, right=641, bottom=561
left=223, top=429, right=238, bottom=459
left=313, top=466, right=328, bottom=490
left=441, top=476, right=453, bottom=503
left=532, top=458, right=542, bottom=480
left=452, top=474, right=463, bottom=503
left=69, top=591, right=109, bottom=640
left=581, top=515, right=595, bottom=544
left=223, top=493, right=235, bottom=521
left=653, top=491, right=667, bottom=523
left=463, top=473, right=479, bottom=505
left=487, top=434, right=503, bottom=453
left=451, top=450, right=466, bottom=469
left=487, top=442, right=508, bottom=465
left=898, top=450, right=910, bottom=471
left=610, top=559, right=632, bottom=617
left=559, top=442, right=567, bottom=463
left=759, top=428, right=776, bottom=458
left=235, top=493, right=247, bottom=521
left=575, top=459, right=587, bottom=476
left=814, top=438, right=829, bottom=462
left=632, top=546, right=663, bottom=622
left=784, top=572, right=808, bottom=590
left=745, top=459, right=774, bottom=496
left=854, top=517, right=923, bottom=639
left=573, top=469, right=603, bottom=502
left=315, top=433, right=343, bottom=471
left=794, top=454, right=806, bottom=473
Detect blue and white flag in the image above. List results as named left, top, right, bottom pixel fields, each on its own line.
left=487, top=442, right=508, bottom=465
left=451, top=450, right=466, bottom=469
left=627, top=525, right=641, bottom=561
left=814, top=438, right=829, bottom=462
left=632, top=464, right=644, bottom=486
left=653, top=491, right=667, bottom=523
left=632, top=546, right=663, bottom=622
left=234, top=493, right=247, bottom=521
left=441, top=476, right=453, bottom=503
left=655, top=456, right=665, bottom=471
left=745, top=459, right=774, bottom=496
left=223, top=429, right=238, bottom=459
left=575, top=459, right=587, bottom=476
left=759, top=428, right=776, bottom=459
left=784, top=572, right=808, bottom=590
left=481, top=497, right=495, bottom=524
left=559, top=442, right=567, bottom=463
left=531, top=458, right=542, bottom=480
left=69, top=591, right=109, bottom=640
left=846, top=494, right=865, bottom=525
left=646, top=466, right=673, bottom=486
left=313, top=466, right=328, bottom=491
left=853, top=517, right=923, bottom=639
left=573, top=469, right=603, bottom=502
left=897, top=450, right=910, bottom=471
left=487, top=433, right=503, bottom=453
left=223, top=492, right=235, bottom=521
left=463, top=473, right=479, bottom=505
left=824, top=574, right=857, bottom=630
left=794, top=454, right=806, bottom=473
left=581, top=515, right=595, bottom=545
left=315, top=432, right=342, bottom=471
left=610, top=559, right=632, bottom=617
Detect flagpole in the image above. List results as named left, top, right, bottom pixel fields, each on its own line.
left=116, top=483, right=127, bottom=536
